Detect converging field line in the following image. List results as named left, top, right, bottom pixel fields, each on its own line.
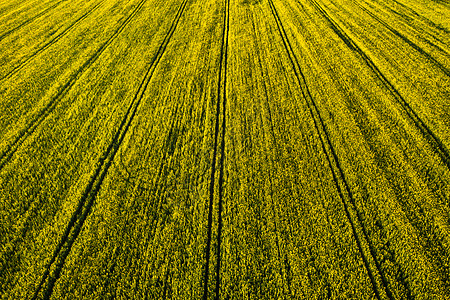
left=30, top=0, right=189, bottom=298
left=0, top=0, right=105, bottom=82
left=308, top=0, right=450, bottom=290
left=309, top=0, right=450, bottom=174
left=355, top=0, right=450, bottom=77
left=0, top=0, right=147, bottom=172
left=268, top=0, right=395, bottom=298
left=202, top=0, right=229, bottom=298
left=0, top=0, right=66, bottom=42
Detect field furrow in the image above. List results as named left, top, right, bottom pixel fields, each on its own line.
left=308, top=0, right=450, bottom=172
left=281, top=0, right=449, bottom=295
left=0, top=0, right=188, bottom=296
left=26, top=0, right=227, bottom=297
left=0, top=0, right=147, bottom=171
left=30, top=1, right=189, bottom=297
left=0, top=0, right=105, bottom=82
left=267, top=0, right=393, bottom=298
left=202, top=0, right=229, bottom=297
left=0, top=0, right=66, bottom=42
left=354, top=0, right=450, bottom=76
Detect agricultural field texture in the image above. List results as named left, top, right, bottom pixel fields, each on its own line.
left=0, top=0, right=449, bottom=298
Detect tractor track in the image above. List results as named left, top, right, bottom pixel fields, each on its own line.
left=0, top=0, right=67, bottom=42
left=0, top=0, right=105, bottom=82
left=251, top=13, right=291, bottom=298
left=134, top=109, right=185, bottom=297
left=362, top=0, right=450, bottom=54
left=0, top=0, right=146, bottom=277
left=370, top=0, right=450, bottom=52
left=267, top=0, right=395, bottom=299
left=354, top=0, right=450, bottom=77
left=388, top=0, right=450, bottom=35
left=308, top=0, right=450, bottom=173
left=0, top=0, right=148, bottom=172
left=331, top=59, right=450, bottom=291
left=202, top=0, right=229, bottom=297
left=0, top=0, right=42, bottom=19
left=30, top=0, right=189, bottom=298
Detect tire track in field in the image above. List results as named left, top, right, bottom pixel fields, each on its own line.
left=308, top=0, right=450, bottom=292
left=202, top=0, right=229, bottom=298
left=0, top=0, right=126, bottom=279
left=250, top=14, right=291, bottom=298
left=0, top=0, right=66, bottom=42
left=372, top=0, right=450, bottom=53
left=0, top=0, right=41, bottom=19
left=355, top=0, right=450, bottom=77
left=308, top=0, right=450, bottom=178
left=133, top=111, right=184, bottom=297
left=30, top=0, right=189, bottom=298
left=0, top=0, right=148, bottom=173
left=267, top=0, right=393, bottom=299
left=312, top=4, right=450, bottom=292
left=362, top=0, right=450, bottom=54
left=319, top=53, right=416, bottom=298
left=0, top=0, right=104, bottom=82
left=388, top=0, right=450, bottom=35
